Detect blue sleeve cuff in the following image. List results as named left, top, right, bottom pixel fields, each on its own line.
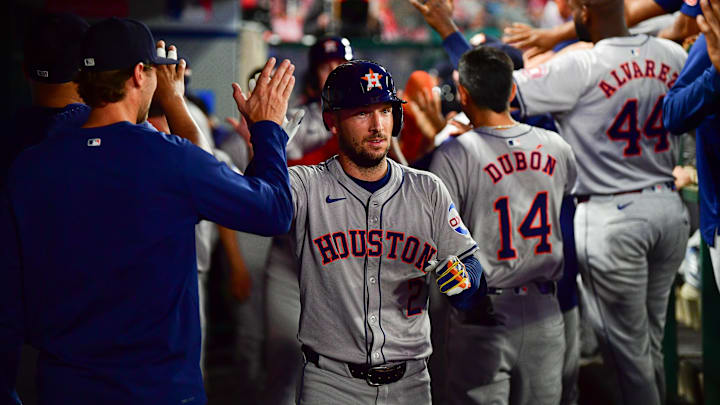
left=249, top=120, right=289, bottom=145
left=448, top=255, right=487, bottom=310
left=680, top=2, right=701, bottom=16
left=442, top=31, right=472, bottom=69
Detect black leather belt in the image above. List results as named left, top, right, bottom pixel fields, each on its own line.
left=487, top=280, right=556, bottom=296
left=302, top=346, right=407, bottom=386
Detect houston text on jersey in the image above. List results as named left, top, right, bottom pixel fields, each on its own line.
left=313, top=229, right=437, bottom=270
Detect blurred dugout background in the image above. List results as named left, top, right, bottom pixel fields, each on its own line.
left=4, top=1, right=709, bottom=404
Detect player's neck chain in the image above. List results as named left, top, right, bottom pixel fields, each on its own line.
left=487, top=120, right=519, bottom=130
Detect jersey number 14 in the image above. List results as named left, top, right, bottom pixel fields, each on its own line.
left=493, top=191, right=552, bottom=261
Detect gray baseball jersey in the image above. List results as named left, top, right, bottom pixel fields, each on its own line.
left=289, top=157, right=478, bottom=365
left=513, top=35, right=687, bottom=195
left=430, top=124, right=577, bottom=288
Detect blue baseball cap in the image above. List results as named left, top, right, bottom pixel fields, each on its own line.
left=80, top=17, right=178, bottom=72
left=23, top=12, right=89, bottom=83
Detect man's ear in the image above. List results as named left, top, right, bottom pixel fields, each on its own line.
left=457, top=83, right=470, bottom=108
left=581, top=4, right=590, bottom=27
left=509, top=82, right=517, bottom=104
left=132, top=63, right=146, bottom=88
left=323, top=111, right=339, bottom=135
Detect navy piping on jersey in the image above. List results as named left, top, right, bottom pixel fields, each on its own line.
left=376, top=167, right=406, bottom=364
left=473, top=126, right=534, bottom=139
left=294, top=173, right=311, bottom=280
left=457, top=244, right=479, bottom=261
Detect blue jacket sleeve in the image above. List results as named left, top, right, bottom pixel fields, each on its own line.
left=184, top=120, right=293, bottom=236
left=447, top=255, right=487, bottom=311
left=442, top=31, right=473, bottom=69
left=0, top=192, right=23, bottom=405
left=663, top=35, right=720, bottom=134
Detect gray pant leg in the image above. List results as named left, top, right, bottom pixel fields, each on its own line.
left=647, top=198, right=689, bottom=404
left=561, top=307, right=580, bottom=405
left=445, top=293, right=563, bottom=405
left=233, top=237, right=268, bottom=389
left=263, top=240, right=302, bottom=405
left=575, top=193, right=688, bottom=405
left=198, top=271, right=208, bottom=377
left=511, top=295, right=564, bottom=405
left=710, top=232, right=720, bottom=294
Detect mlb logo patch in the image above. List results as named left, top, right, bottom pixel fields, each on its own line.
left=36, top=70, right=49, bottom=78
left=362, top=68, right=384, bottom=91
left=84, top=58, right=95, bottom=67
left=87, top=138, right=101, bottom=147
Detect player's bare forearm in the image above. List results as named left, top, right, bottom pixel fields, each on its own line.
left=699, top=0, right=720, bottom=71
left=503, top=22, right=575, bottom=54
left=153, top=41, right=212, bottom=153
left=162, top=95, right=212, bottom=153
left=408, top=0, right=460, bottom=39
left=658, top=13, right=700, bottom=42
left=625, top=0, right=666, bottom=27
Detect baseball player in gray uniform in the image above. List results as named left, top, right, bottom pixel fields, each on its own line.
left=262, top=36, right=353, bottom=405
left=276, top=60, right=486, bottom=404
left=430, top=46, right=577, bottom=405
left=509, top=0, right=691, bottom=403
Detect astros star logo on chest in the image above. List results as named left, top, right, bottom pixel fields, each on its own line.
left=362, top=68, right=384, bottom=91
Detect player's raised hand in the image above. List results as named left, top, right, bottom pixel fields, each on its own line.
left=427, top=256, right=471, bottom=296
left=699, top=0, right=720, bottom=71
left=408, top=0, right=459, bottom=39
left=232, top=57, right=296, bottom=126
left=503, top=21, right=573, bottom=57
left=154, top=41, right=186, bottom=106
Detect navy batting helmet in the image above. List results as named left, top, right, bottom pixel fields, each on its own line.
left=309, top=36, right=353, bottom=69
left=321, top=60, right=406, bottom=137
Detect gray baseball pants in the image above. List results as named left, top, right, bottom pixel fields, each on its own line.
left=561, top=307, right=579, bottom=405
left=444, top=284, right=565, bottom=405
left=575, top=188, right=689, bottom=405
left=262, top=237, right=303, bottom=405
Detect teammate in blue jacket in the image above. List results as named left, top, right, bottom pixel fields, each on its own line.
left=3, top=12, right=90, bottom=189
left=663, top=0, right=720, bottom=291
left=1, top=18, right=295, bottom=405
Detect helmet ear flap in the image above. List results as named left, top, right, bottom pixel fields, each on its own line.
left=322, top=110, right=333, bottom=131
left=392, top=102, right=403, bottom=137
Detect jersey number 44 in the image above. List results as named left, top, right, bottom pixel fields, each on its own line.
left=607, top=95, right=669, bottom=157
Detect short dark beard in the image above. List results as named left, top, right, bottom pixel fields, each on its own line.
left=338, top=132, right=389, bottom=168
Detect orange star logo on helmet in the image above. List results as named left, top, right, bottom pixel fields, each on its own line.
left=361, top=68, right=384, bottom=91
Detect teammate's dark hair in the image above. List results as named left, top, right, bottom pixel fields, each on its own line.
left=75, top=64, right=152, bottom=108
left=457, top=46, right=514, bottom=113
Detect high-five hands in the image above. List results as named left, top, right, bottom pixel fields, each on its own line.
left=232, top=58, right=296, bottom=127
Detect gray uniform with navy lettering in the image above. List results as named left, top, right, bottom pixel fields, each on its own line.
left=514, top=34, right=690, bottom=405
left=430, top=124, right=577, bottom=405
left=513, top=35, right=685, bottom=196
left=290, top=157, right=477, bottom=366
